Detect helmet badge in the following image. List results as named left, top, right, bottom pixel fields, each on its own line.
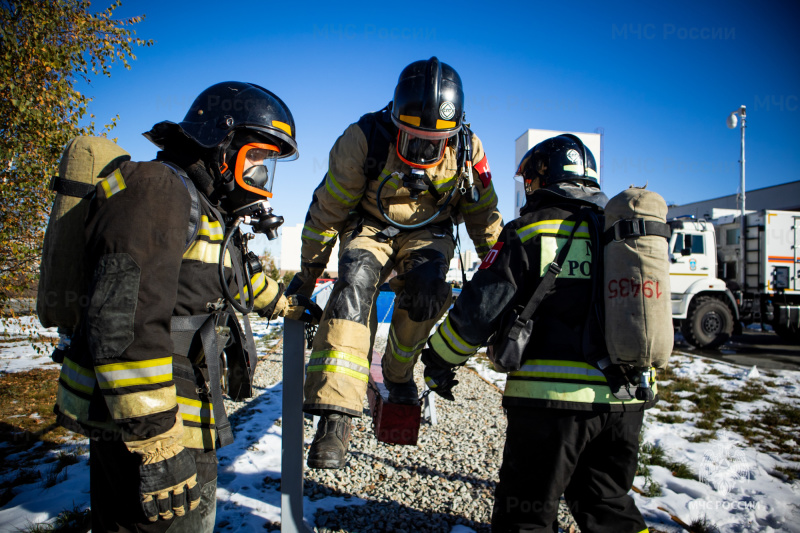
left=439, top=101, right=456, bottom=120
left=566, top=149, right=581, bottom=164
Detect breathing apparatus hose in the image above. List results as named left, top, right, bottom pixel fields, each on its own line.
left=376, top=124, right=478, bottom=230
left=219, top=217, right=255, bottom=314
left=376, top=173, right=456, bottom=230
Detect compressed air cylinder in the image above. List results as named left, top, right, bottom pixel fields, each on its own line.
left=604, top=186, right=673, bottom=369
left=36, top=136, right=130, bottom=330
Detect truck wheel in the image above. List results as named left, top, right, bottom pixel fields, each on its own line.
left=774, top=324, right=800, bottom=345
left=682, top=296, right=734, bottom=349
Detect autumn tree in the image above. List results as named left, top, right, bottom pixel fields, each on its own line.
left=0, top=0, right=152, bottom=310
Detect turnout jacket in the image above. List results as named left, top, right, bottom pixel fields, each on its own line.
left=428, top=183, right=658, bottom=411
left=54, top=161, right=279, bottom=449
left=299, top=109, right=503, bottom=277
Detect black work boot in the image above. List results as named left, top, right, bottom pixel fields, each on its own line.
left=307, top=411, right=352, bottom=469
left=383, top=370, right=419, bottom=405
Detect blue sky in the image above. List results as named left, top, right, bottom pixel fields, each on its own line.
left=81, top=1, right=800, bottom=256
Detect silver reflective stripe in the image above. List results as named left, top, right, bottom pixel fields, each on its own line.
left=95, top=358, right=173, bottom=390
left=198, top=216, right=224, bottom=241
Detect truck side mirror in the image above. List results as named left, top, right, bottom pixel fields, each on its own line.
left=681, top=234, right=693, bottom=256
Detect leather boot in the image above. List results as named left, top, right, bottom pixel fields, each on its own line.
left=307, top=411, right=352, bottom=469
left=383, top=370, right=419, bottom=405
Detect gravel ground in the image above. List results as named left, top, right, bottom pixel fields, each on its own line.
left=225, top=330, right=581, bottom=533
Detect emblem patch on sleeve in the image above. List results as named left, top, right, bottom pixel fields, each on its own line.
left=479, top=242, right=504, bottom=270
left=474, top=156, right=492, bottom=188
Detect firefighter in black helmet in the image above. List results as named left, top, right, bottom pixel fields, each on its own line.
left=53, top=82, right=314, bottom=532
left=422, top=134, right=655, bottom=532
left=287, top=57, right=503, bottom=469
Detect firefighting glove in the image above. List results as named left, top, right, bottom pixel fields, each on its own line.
left=420, top=348, right=459, bottom=401
left=283, top=294, right=323, bottom=325
left=127, top=420, right=200, bottom=522
left=138, top=447, right=201, bottom=522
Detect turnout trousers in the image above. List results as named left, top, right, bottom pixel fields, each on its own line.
left=90, top=439, right=218, bottom=533
left=491, top=407, right=649, bottom=533
left=303, top=220, right=454, bottom=417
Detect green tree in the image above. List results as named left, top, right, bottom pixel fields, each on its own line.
left=0, top=0, right=151, bottom=310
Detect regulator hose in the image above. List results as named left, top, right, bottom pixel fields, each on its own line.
left=376, top=172, right=457, bottom=230
left=218, top=217, right=255, bottom=314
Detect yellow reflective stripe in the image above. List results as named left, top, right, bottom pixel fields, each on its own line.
left=440, top=316, right=479, bottom=355
left=462, top=185, right=496, bottom=214
left=382, top=171, right=402, bottom=190
left=104, top=386, right=178, bottom=419
left=197, top=216, right=224, bottom=241
left=271, top=120, right=292, bottom=136
left=399, top=114, right=421, bottom=126
left=178, top=396, right=214, bottom=424
left=60, top=357, right=95, bottom=394
left=511, top=360, right=606, bottom=382
left=244, top=272, right=266, bottom=298
left=95, top=357, right=172, bottom=389
left=309, top=350, right=369, bottom=369
left=325, top=170, right=360, bottom=207
left=306, top=364, right=369, bottom=382
left=307, top=350, right=370, bottom=382
left=388, top=326, right=425, bottom=363
left=100, top=169, right=126, bottom=198
left=301, top=225, right=337, bottom=244
left=424, top=376, right=439, bottom=389
left=517, top=219, right=590, bottom=243
left=436, top=119, right=456, bottom=129
left=430, top=329, right=471, bottom=366
left=183, top=240, right=232, bottom=267
left=504, top=380, right=651, bottom=405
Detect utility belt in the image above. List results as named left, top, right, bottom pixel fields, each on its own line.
left=352, top=211, right=454, bottom=243
left=170, top=310, right=256, bottom=449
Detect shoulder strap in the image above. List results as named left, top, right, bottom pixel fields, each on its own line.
left=159, top=161, right=201, bottom=251
left=518, top=209, right=589, bottom=322
left=49, top=176, right=96, bottom=198
left=357, top=104, right=394, bottom=181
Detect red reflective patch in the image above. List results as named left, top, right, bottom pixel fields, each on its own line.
left=479, top=241, right=504, bottom=270
left=474, top=155, right=492, bottom=188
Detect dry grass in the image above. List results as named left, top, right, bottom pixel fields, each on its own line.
left=0, top=368, right=77, bottom=506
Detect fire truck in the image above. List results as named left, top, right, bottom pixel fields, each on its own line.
left=669, top=210, right=800, bottom=348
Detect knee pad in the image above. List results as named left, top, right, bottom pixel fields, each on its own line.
left=325, top=249, right=383, bottom=325
left=396, top=250, right=450, bottom=322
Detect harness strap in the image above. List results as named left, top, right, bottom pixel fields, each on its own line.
left=170, top=314, right=234, bottom=448
left=603, top=218, right=670, bottom=244
left=160, top=161, right=201, bottom=251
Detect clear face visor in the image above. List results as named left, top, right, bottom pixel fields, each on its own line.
left=234, top=143, right=279, bottom=198
left=396, top=130, right=451, bottom=169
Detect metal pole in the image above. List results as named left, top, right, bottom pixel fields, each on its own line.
left=282, top=319, right=311, bottom=533
left=739, top=105, right=747, bottom=290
